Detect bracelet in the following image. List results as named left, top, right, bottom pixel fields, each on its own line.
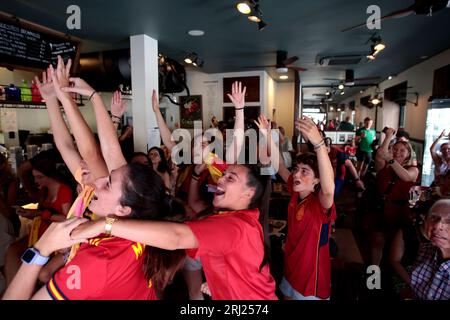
left=313, top=139, right=325, bottom=150
left=111, top=114, right=121, bottom=120
left=88, top=91, right=97, bottom=101
left=191, top=175, right=199, bottom=181
left=192, top=170, right=201, bottom=177
left=235, top=107, right=244, bottom=110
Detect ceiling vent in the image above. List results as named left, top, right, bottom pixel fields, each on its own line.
left=317, top=55, right=365, bottom=66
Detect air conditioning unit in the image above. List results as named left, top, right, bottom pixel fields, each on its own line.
left=317, top=55, right=366, bottom=66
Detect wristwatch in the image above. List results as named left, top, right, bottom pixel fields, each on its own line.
left=388, top=159, right=395, bottom=165
left=104, top=216, right=118, bottom=236
left=21, top=247, right=50, bottom=266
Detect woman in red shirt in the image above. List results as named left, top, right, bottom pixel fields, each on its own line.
left=371, top=127, right=419, bottom=266
left=267, top=116, right=336, bottom=300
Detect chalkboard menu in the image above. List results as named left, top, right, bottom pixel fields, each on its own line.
left=0, top=16, right=79, bottom=70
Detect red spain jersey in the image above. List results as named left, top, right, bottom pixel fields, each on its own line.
left=185, top=209, right=277, bottom=300
left=46, top=236, right=156, bottom=300
left=284, top=175, right=336, bottom=299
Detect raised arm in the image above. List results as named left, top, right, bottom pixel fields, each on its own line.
left=187, top=164, right=209, bottom=214
left=35, top=67, right=81, bottom=177
left=430, top=129, right=446, bottom=166
left=152, top=90, right=176, bottom=151
left=71, top=217, right=198, bottom=251
left=225, top=81, right=246, bottom=163
left=299, top=118, right=334, bottom=209
left=375, top=128, right=395, bottom=172
left=60, top=77, right=127, bottom=171
left=255, top=114, right=290, bottom=183
left=50, top=57, right=108, bottom=179
left=110, top=90, right=128, bottom=130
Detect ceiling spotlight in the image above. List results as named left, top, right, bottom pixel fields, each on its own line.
left=237, top=1, right=252, bottom=14
left=184, top=57, right=193, bottom=64
left=325, top=91, right=330, bottom=96
left=248, top=14, right=261, bottom=22
left=338, top=84, right=344, bottom=90
left=340, top=91, right=345, bottom=95
left=360, top=90, right=364, bottom=94
left=184, top=52, right=197, bottom=64
left=388, top=75, right=393, bottom=80
left=330, top=106, right=334, bottom=111
left=258, top=20, right=267, bottom=31
left=279, top=75, right=288, bottom=80
left=373, top=37, right=386, bottom=52
left=337, top=108, right=341, bottom=112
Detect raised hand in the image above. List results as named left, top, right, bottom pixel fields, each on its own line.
left=111, top=90, right=128, bottom=118
left=384, top=127, right=396, bottom=137
left=34, top=67, right=56, bottom=102
left=151, top=89, right=160, bottom=112
left=298, top=117, right=323, bottom=145
left=254, top=114, right=271, bottom=136
left=50, top=55, right=72, bottom=101
left=227, top=81, right=246, bottom=110
left=61, top=77, right=95, bottom=97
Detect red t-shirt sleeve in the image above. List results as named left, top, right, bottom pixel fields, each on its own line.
left=185, top=216, right=241, bottom=259
left=46, top=245, right=107, bottom=300
left=59, top=184, right=73, bottom=205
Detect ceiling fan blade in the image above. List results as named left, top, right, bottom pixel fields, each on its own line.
left=241, top=65, right=277, bottom=68
left=290, top=66, right=307, bottom=72
left=354, top=76, right=381, bottom=81
left=341, top=5, right=415, bottom=32
left=283, top=56, right=299, bottom=66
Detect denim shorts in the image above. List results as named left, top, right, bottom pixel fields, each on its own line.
left=279, top=277, right=329, bottom=300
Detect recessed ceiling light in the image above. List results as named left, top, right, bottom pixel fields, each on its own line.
left=360, top=90, right=364, bottom=94
left=188, top=30, right=205, bottom=36
left=279, top=75, right=288, bottom=80
left=388, top=75, right=393, bottom=80
left=338, top=84, right=344, bottom=90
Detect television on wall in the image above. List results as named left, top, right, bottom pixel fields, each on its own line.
left=0, top=13, right=80, bottom=72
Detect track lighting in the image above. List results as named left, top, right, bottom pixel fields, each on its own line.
left=236, top=0, right=268, bottom=31
left=367, top=35, right=386, bottom=61
left=236, top=1, right=252, bottom=14
left=340, top=91, right=345, bottom=95
left=184, top=52, right=203, bottom=67
left=338, top=84, right=344, bottom=90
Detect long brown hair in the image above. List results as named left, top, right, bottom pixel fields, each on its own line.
left=121, top=163, right=186, bottom=292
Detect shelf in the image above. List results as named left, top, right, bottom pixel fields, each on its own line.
left=0, top=100, right=84, bottom=109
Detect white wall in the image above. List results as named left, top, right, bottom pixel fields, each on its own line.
left=341, top=47, right=450, bottom=139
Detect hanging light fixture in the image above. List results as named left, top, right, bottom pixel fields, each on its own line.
left=371, top=95, right=381, bottom=105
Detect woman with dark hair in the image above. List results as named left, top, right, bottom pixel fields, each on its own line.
left=148, top=146, right=171, bottom=190
left=69, top=85, right=276, bottom=300
left=3, top=60, right=185, bottom=299
left=71, top=162, right=276, bottom=300
left=130, top=152, right=151, bottom=167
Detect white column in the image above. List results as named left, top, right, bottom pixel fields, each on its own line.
left=130, top=34, right=159, bottom=152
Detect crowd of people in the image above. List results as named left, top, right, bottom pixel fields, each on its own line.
left=0, top=56, right=449, bottom=300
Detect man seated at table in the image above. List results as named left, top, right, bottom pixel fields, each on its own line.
left=410, top=199, right=450, bottom=300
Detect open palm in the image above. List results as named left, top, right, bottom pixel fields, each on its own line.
left=34, top=68, right=56, bottom=101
